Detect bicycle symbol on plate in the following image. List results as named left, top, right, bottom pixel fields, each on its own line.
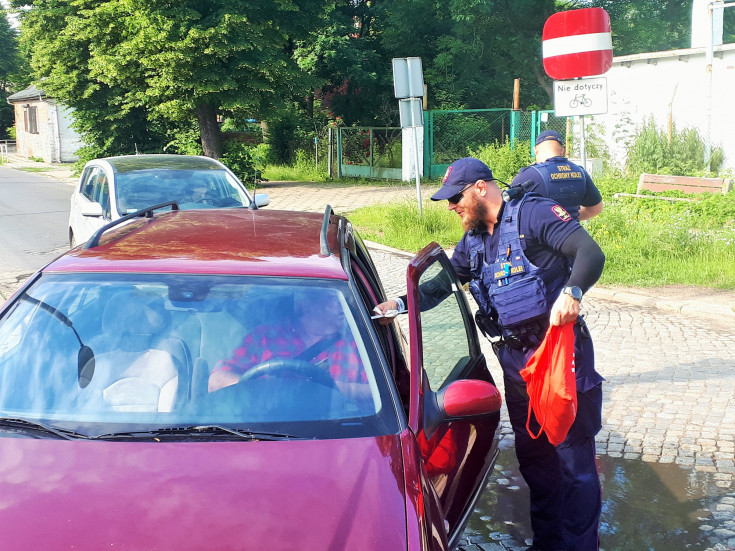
left=569, top=94, right=592, bottom=108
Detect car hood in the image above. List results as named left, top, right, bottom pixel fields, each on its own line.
left=0, top=434, right=409, bottom=550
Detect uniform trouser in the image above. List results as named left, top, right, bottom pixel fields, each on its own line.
left=502, top=369, right=603, bottom=550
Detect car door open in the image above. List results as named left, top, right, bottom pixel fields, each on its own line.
left=406, top=241, right=502, bottom=546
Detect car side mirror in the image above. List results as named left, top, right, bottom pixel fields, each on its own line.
left=424, top=379, right=502, bottom=439
left=254, top=193, right=269, bottom=207
left=80, top=201, right=104, bottom=217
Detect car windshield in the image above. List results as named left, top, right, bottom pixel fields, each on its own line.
left=114, top=168, right=251, bottom=215
left=0, top=274, right=398, bottom=440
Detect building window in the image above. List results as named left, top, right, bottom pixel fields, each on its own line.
left=24, top=106, right=39, bottom=134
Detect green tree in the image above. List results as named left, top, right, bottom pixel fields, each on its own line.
left=14, top=0, right=165, bottom=157
left=294, top=0, right=389, bottom=126
left=15, top=0, right=326, bottom=159
left=0, top=9, right=28, bottom=138
left=588, top=1, right=691, bottom=55
left=376, top=0, right=557, bottom=110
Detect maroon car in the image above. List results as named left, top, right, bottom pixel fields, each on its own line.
left=0, top=203, right=501, bottom=550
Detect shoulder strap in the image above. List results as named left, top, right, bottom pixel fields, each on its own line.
left=296, top=334, right=340, bottom=363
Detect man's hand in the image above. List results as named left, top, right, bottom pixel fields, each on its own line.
left=549, top=293, right=580, bottom=327
left=373, top=299, right=400, bottom=326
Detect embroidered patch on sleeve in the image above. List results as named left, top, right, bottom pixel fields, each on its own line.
left=551, top=205, right=571, bottom=221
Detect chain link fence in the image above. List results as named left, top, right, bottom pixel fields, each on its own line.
left=337, top=127, right=402, bottom=179
left=427, top=109, right=513, bottom=167
left=331, top=110, right=572, bottom=181
left=425, top=109, right=570, bottom=178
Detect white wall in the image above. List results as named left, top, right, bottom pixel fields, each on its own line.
left=13, top=99, right=81, bottom=163
left=56, top=105, right=82, bottom=163
left=583, top=44, right=735, bottom=171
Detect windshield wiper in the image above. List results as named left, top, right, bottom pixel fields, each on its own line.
left=0, top=417, right=87, bottom=440
left=92, top=425, right=301, bottom=441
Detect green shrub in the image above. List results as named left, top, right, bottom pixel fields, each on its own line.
left=469, top=139, right=532, bottom=182
left=163, top=127, right=204, bottom=156
left=264, top=104, right=319, bottom=165
left=263, top=149, right=328, bottom=182
left=625, top=117, right=725, bottom=176
left=219, top=141, right=256, bottom=183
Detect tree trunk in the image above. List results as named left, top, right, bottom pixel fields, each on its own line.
left=306, top=91, right=314, bottom=119
left=533, top=65, right=553, bottom=106
left=195, top=102, right=222, bottom=159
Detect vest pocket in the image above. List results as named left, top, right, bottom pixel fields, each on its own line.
left=491, top=275, right=548, bottom=328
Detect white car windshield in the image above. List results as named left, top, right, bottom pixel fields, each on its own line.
left=0, top=274, right=398, bottom=440
left=115, top=169, right=251, bottom=215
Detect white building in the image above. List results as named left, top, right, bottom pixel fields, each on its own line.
left=6, top=85, right=82, bottom=163
left=583, top=1, right=735, bottom=171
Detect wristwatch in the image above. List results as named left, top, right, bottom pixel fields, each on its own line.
left=561, top=285, right=583, bottom=302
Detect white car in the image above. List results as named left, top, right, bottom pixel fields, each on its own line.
left=68, top=154, right=270, bottom=247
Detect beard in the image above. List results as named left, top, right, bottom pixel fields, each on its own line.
left=462, top=195, right=488, bottom=233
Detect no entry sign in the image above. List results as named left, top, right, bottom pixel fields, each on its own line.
left=542, top=8, right=612, bottom=80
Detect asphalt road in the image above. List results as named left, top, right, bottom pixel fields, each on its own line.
left=0, top=166, right=73, bottom=282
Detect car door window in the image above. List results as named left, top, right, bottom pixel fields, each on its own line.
left=415, top=255, right=474, bottom=392
left=96, top=176, right=111, bottom=219
left=80, top=168, right=97, bottom=200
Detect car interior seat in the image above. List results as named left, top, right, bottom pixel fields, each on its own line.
left=85, top=292, right=192, bottom=412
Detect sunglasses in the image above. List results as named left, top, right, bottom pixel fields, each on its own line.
left=447, top=182, right=476, bottom=204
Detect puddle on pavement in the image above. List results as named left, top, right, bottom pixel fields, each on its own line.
left=467, top=448, right=735, bottom=550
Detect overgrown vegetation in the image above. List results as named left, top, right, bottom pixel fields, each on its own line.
left=349, top=130, right=735, bottom=289
left=625, top=117, right=725, bottom=176
left=349, top=179, right=735, bottom=288
left=263, top=149, right=329, bottom=182
left=469, top=140, right=532, bottom=183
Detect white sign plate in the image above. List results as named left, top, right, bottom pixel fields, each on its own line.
left=553, top=77, right=607, bottom=117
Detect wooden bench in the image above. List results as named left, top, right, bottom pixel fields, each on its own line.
left=614, top=173, right=733, bottom=202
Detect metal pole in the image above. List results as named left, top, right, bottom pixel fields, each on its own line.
left=410, top=104, right=422, bottom=215
left=336, top=128, right=343, bottom=179
left=327, top=127, right=333, bottom=179
left=705, top=2, right=714, bottom=166
left=579, top=115, right=588, bottom=171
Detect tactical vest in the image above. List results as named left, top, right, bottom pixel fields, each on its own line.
left=530, top=160, right=587, bottom=218
left=467, top=194, right=569, bottom=344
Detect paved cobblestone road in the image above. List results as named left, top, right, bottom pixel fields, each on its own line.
left=367, top=247, right=735, bottom=551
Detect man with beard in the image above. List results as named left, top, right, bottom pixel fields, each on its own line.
left=374, top=157, right=606, bottom=551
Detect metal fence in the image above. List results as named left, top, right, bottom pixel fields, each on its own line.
left=337, top=127, right=402, bottom=179
left=424, top=109, right=570, bottom=179
left=332, top=111, right=571, bottom=181
left=0, top=140, right=16, bottom=163
left=425, top=109, right=511, bottom=176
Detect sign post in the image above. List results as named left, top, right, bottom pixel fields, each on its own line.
left=392, top=57, right=425, bottom=214
left=542, top=8, right=612, bottom=170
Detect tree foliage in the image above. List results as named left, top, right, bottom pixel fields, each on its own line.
left=588, top=1, right=691, bottom=55
left=14, top=0, right=326, bottom=158
left=0, top=9, right=28, bottom=138
left=11, top=0, right=718, bottom=161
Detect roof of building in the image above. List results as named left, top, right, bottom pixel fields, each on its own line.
left=6, top=84, right=47, bottom=104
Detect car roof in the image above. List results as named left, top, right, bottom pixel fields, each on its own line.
left=49, top=208, right=349, bottom=280
left=90, top=154, right=225, bottom=174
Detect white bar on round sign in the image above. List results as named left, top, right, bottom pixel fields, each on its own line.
left=543, top=32, right=613, bottom=58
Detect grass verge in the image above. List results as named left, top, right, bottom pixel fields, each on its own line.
left=348, top=174, right=735, bottom=289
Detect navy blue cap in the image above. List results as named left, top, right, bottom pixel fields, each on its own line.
left=431, top=157, right=494, bottom=201
left=535, top=130, right=564, bottom=146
